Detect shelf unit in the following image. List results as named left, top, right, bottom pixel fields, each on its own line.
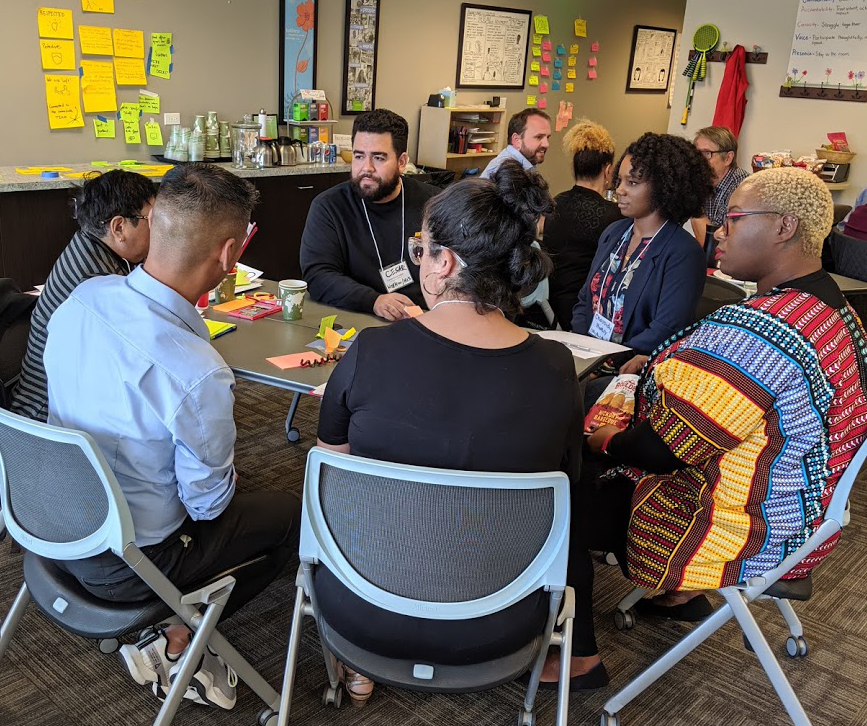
left=417, top=104, right=507, bottom=179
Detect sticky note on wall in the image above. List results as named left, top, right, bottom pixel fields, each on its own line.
left=37, top=7, right=73, bottom=39
left=44, top=73, right=84, bottom=129
left=79, top=25, right=113, bottom=54
left=144, top=121, right=163, bottom=146
left=39, top=39, right=75, bottom=70
left=114, top=57, right=147, bottom=85
left=81, top=0, right=115, bottom=12
left=139, top=90, right=159, bottom=113
left=574, top=19, right=587, bottom=37
left=113, top=28, right=145, bottom=58
left=565, top=83, right=574, bottom=93
left=534, top=15, right=550, bottom=34
left=81, top=59, right=117, bottom=113
left=119, top=102, right=141, bottom=143
left=93, top=116, right=115, bottom=138
left=588, top=68, right=597, bottom=79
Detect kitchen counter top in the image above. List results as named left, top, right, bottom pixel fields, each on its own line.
left=0, top=160, right=351, bottom=193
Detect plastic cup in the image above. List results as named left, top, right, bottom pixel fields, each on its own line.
left=279, top=279, right=307, bottom=321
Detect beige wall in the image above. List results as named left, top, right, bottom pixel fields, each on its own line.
left=2, top=0, right=685, bottom=195
left=668, top=0, right=865, bottom=205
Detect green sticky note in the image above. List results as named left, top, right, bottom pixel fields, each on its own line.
left=317, top=314, right=337, bottom=338
left=119, top=103, right=142, bottom=144
left=532, top=46, right=542, bottom=57
left=534, top=15, right=550, bottom=34
left=530, top=61, right=540, bottom=72
left=91, top=160, right=110, bottom=165
left=139, top=91, right=160, bottom=114
left=532, top=34, right=542, bottom=45
left=93, top=118, right=115, bottom=138
left=145, top=121, right=163, bottom=146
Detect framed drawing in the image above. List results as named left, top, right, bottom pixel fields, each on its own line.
left=626, top=25, right=677, bottom=93
left=342, top=0, right=381, bottom=115
left=455, top=3, right=531, bottom=89
left=279, top=0, right=318, bottom=122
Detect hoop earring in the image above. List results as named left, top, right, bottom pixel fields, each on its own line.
left=423, top=272, right=446, bottom=297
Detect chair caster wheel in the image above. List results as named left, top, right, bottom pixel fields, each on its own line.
left=614, top=609, right=635, bottom=631
left=601, top=712, right=620, bottom=726
left=97, top=638, right=119, bottom=654
left=517, top=709, right=535, bottom=726
left=257, top=707, right=278, bottom=726
left=786, top=635, right=808, bottom=658
left=322, top=684, right=343, bottom=708
left=604, top=551, right=619, bottom=566
left=286, top=427, right=300, bottom=443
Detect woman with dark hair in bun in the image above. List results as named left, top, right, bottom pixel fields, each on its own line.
left=572, top=132, right=711, bottom=356
left=314, top=159, right=593, bottom=703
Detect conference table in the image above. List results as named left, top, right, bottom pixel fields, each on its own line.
left=208, top=281, right=613, bottom=441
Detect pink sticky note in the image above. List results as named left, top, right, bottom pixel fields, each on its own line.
left=587, top=68, right=597, bottom=79
left=267, top=351, right=322, bottom=370
left=589, top=56, right=598, bottom=67
left=540, top=65, right=550, bottom=76
left=541, top=39, right=553, bottom=51
left=540, top=82, right=548, bottom=93
left=542, top=51, right=552, bottom=62
left=591, top=41, right=600, bottom=52
left=538, top=98, right=548, bottom=109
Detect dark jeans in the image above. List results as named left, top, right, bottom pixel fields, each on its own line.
left=59, top=491, right=301, bottom=621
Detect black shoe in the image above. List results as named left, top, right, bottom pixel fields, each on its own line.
left=635, top=594, right=713, bottom=622
left=523, top=662, right=610, bottom=692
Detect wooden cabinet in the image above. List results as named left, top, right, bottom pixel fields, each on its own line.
left=417, top=105, right=507, bottom=181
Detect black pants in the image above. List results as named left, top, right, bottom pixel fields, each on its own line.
left=59, top=491, right=301, bottom=621
left=567, top=449, right=634, bottom=657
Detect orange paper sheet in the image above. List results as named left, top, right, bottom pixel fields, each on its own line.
left=266, top=351, right=321, bottom=370
left=404, top=305, right=424, bottom=318
left=212, top=298, right=250, bottom=312
left=323, top=327, right=341, bottom=353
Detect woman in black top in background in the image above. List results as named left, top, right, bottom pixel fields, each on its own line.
left=543, top=119, right=622, bottom=330
left=316, top=160, right=594, bottom=703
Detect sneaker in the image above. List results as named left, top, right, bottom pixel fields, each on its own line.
left=119, top=625, right=178, bottom=688
left=168, top=647, right=238, bottom=710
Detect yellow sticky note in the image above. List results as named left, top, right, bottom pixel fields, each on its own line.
left=569, top=44, right=579, bottom=54
left=44, top=74, right=83, bottom=130
left=574, top=19, right=587, bottom=37
left=81, top=0, right=114, bottom=11
left=532, top=34, right=542, bottom=45
left=63, top=171, right=96, bottom=178
left=565, top=83, right=574, bottom=93
left=532, top=46, right=541, bottom=57
left=113, top=28, right=145, bottom=58
left=37, top=7, right=73, bottom=39
left=526, top=95, right=536, bottom=105
left=534, top=15, right=550, bottom=35
left=114, top=57, right=147, bottom=85
left=79, top=25, right=113, bottom=55
left=93, top=117, right=115, bottom=138
left=567, top=68, right=577, bottom=79
left=568, top=56, right=577, bottom=66
left=39, top=39, right=75, bottom=70
left=120, top=102, right=141, bottom=144
left=340, top=327, right=356, bottom=340
left=323, top=327, right=341, bottom=353
left=530, top=61, right=540, bottom=72
left=16, top=166, right=73, bottom=174
left=81, top=59, right=117, bottom=113
left=528, top=75, right=539, bottom=86
left=144, top=121, right=163, bottom=146
left=139, top=91, right=159, bottom=113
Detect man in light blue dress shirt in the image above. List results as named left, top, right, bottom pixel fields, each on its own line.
left=44, top=164, right=300, bottom=709
left=480, top=108, right=551, bottom=180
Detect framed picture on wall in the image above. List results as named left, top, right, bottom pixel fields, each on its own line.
left=279, top=0, right=318, bottom=122
left=342, top=0, right=381, bottom=115
left=626, top=25, right=677, bottom=93
left=455, top=3, right=532, bottom=89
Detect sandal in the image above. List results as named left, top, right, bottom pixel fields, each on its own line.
left=337, top=661, right=374, bottom=707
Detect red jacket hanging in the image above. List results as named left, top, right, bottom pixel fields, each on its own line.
left=712, top=44, right=748, bottom=137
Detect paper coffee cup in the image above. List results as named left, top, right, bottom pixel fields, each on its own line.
left=279, top=279, right=307, bottom=321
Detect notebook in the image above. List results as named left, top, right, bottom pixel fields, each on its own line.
left=205, top=319, right=237, bottom=340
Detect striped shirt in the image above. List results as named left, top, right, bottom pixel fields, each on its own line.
left=705, top=166, right=750, bottom=226
left=10, top=231, right=130, bottom=421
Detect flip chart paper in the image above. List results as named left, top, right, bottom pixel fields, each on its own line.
left=44, top=74, right=83, bottom=129
left=534, top=15, right=550, bottom=34
left=139, top=90, right=159, bottom=113
left=39, top=39, right=75, bottom=70
left=93, top=117, right=115, bottom=137
left=79, top=25, right=113, bottom=54
left=37, top=7, right=73, bottom=39
left=113, top=28, right=145, bottom=58
left=81, top=0, right=114, bottom=12
left=80, top=59, right=116, bottom=113
left=574, top=19, right=587, bottom=37
left=114, top=57, right=147, bottom=85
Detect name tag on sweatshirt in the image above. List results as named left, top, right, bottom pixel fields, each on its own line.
left=380, top=261, right=413, bottom=292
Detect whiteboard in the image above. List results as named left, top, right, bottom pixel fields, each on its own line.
left=787, top=0, right=867, bottom=87
left=456, top=5, right=531, bottom=89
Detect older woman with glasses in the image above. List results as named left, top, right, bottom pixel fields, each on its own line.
left=314, top=159, right=593, bottom=703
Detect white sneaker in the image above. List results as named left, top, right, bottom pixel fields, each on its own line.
left=118, top=625, right=177, bottom=688
left=168, top=647, right=238, bottom=710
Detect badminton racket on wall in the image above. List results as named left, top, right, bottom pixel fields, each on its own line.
left=681, top=23, right=720, bottom=125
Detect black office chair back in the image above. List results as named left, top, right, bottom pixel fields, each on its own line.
left=695, top=276, right=746, bottom=321
left=318, top=463, right=555, bottom=603
left=831, top=230, right=867, bottom=282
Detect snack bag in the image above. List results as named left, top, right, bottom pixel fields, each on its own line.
left=584, top=374, right=638, bottom=433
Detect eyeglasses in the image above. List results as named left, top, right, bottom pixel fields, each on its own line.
left=406, top=237, right=467, bottom=268
left=721, top=210, right=786, bottom=235
left=101, top=214, right=149, bottom=225
left=698, top=148, right=732, bottom=160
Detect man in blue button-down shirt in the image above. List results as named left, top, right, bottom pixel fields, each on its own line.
left=44, top=164, right=300, bottom=708
left=480, top=108, right=551, bottom=180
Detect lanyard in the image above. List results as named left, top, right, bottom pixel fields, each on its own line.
left=595, top=221, right=667, bottom=314
left=361, top=179, right=405, bottom=272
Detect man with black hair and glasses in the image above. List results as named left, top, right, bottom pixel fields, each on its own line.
left=300, top=108, right=440, bottom=320
left=11, top=169, right=155, bottom=421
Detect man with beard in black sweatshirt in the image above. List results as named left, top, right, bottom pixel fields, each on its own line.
left=300, top=109, right=440, bottom=320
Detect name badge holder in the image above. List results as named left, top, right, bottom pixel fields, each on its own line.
left=362, top=183, right=412, bottom=292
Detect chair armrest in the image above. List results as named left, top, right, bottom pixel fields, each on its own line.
left=557, top=586, right=575, bottom=625
left=180, top=575, right=236, bottom=606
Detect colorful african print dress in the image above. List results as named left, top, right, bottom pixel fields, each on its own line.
left=623, top=272, right=867, bottom=590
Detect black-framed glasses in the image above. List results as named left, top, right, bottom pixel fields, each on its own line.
left=406, top=237, right=467, bottom=268
left=721, top=210, right=785, bottom=235
left=698, top=148, right=732, bottom=160
left=100, top=214, right=149, bottom=225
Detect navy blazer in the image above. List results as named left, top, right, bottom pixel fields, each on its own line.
left=571, top=218, right=705, bottom=354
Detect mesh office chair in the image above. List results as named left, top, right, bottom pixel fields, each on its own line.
left=0, top=408, right=282, bottom=726
left=695, top=275, right=746, bottom=321
left=271, top=447, right=574, bottom=726
left=830, top=230, right=867, bottom=282
left=601, top=436, right=867, bottom=726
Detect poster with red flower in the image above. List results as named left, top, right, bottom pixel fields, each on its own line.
left=280, top=0, right=317, bottom=122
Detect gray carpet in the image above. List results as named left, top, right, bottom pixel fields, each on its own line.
left=1, top=378, right=865, bottom=726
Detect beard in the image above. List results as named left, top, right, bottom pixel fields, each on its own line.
left=351, top=170, right=401, bottom=202
left=520, top=144, right=546, bottom=165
